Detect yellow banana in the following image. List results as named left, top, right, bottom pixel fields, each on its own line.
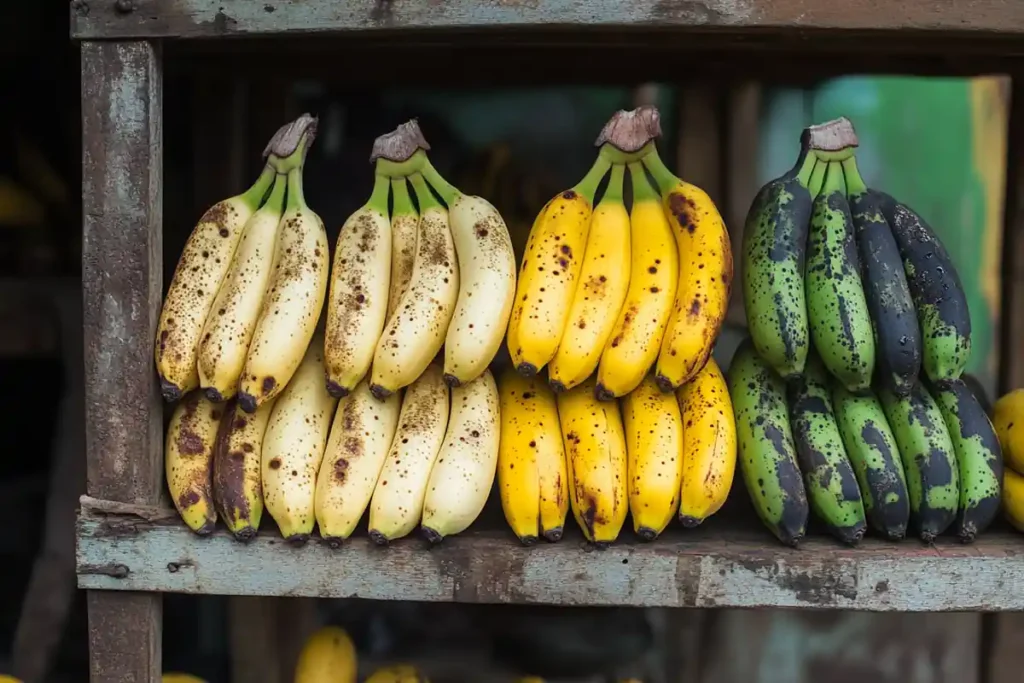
left=293, top=626, right=357, bottom=683
left=316, top=379, right=401, bottom=546
left=365, top=666, right=428, bottom=683
left=325, top=172, right=391, bottom=397
left=1004, top=468, right=1024, bottom=532
left=368, top=364, right=449, bottom=543
left=993, top=388, right=1024, bottom=475
left=261, top=334, right=338, bottom=543
left=198, top=172, right=288, bottom=401
left=213, top=395, right=277, bottom=541
left=596, top=163, right=677, bottom=399
left=557, top=375, right=628, bottom=545
left=644, top=149, right=732, bottom=391
left=370, top=173, right=459, bottom=399
left=240, top=129, right=329, bottom=413
left=677, top=356, right=736, bottom=525
left=548, top=164, right=631, bottom=393
left=497, top=368, right=569, bottom=544
left=386, top=177, right=418, bottom=324
left=163, top=675, right=207, bottom=683
left=621, top=373, right=684, bottom=539
left=165, top=390, right=221, bottom=534
left=507, top=155, right=610, bottom=376
left=155, top=163, right=275, bottom=402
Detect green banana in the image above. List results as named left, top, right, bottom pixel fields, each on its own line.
left=741, top=145, right=816, bottom=380
left=787, top=353, right=866, bottom=545
left=831, top=383, right=910, bottom=540
left=806, top=161, right=875, bottom=392
left=728, top=337, right=808, bottom=546
left=929, top=378, right=1003, bottom=542
left=878, top=383, right=959, bottom=542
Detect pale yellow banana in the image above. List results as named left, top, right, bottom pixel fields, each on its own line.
left=677, top=356, right=736, bottom=526
left=507, top=156, right=610, bottom=376
left=316, top=379, right=401, bottom=546
left=155, top=164, right=274, bottom=402
left=213, top=395, right=277, bottom=541
left=596, top=163, right=677, bottom=400
left=497, top=368, right=569, bottom=544
left=1004, top=468, right=1024, bottom=533
left=622, top=373, right=684, bottom=539
left=165, top=390, right=222, bottom=534
left=368, top=364, right=449, bottom=544
left=261, top=334, right=338, bottom=543
left=421, top=369, right=500, bottom=542
left=548, top=164, right=630, bottom=392
left=294, top=626, right=357, bottom=683
left=370, top=173, right=459, bottom=399
left=386, top=177, right=418, bottom=323
left=365, top=666, right=428, bottom=683
left=325, top=172, right=392, bottom=397
left=198, top=172, right=287, bottom=402
left=557, top=375, right=628, bottom=545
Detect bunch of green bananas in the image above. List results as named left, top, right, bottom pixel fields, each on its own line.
left=731, top=117, right=1002, bottom=546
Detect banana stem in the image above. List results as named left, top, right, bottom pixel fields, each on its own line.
left=840, top=156, right=868, bottom=195
left=598, top=141, right=656, bottom=165
left=366, top=173, right=390, bottom=214
left=375, top=151, right=427, bottom=179
left=601, top=164, right=626, bottom=205
left=820, top=161, right=847, bottom=196
left=270, top=132, right=310, bottom=174
left=572, top=154, right=612, bottom=205
left=265, top=172, right=288, bottom=211
left=640, top=148, right=680, bottom=194
left=409, top=172, right=442, bottom=211
left=390, top=177, right=416, bottom=217
left=807, top=160, right=828, bottom=198
left=240, top=164, right=277, bottom=210
left=285, top=167, right=306, bottom=211
left=795, top=149, right=818, bottom=188
left=419, top=158, right=460, bottom=206
left=628, top=162, right=659, bottom=204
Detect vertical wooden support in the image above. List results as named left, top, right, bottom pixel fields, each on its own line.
left=81, top=40, right=164, bottom=683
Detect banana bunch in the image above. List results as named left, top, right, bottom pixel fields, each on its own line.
left=155, top=114, right=328, bottom=412
left=324, top=120, right=516, bottom=399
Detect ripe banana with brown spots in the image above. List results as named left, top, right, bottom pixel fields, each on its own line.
left=213, top=395, right=277, bottom=541
left=165, top=390, right=221, bottom=534
left=386, top=177, right=418, bottom=323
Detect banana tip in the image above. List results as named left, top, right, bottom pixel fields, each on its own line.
left=548, top=379, right=567, bottom=394
left=285, top=533, right=310, bottom=547
left=160, top=377, right=183, bottom=403
left=238, top=393, right=258, bottom=414
left=654, top=374, right=677, bottom=394
left=204, top=387, right=225, bottom=403
left=594, top=383, right=616, bottom=402
left=323, top=536, right=344, bottom=550
left=232, top=527, right=257, bottom=543
left=192, top=520, right=217, bottom=536
left=636, top=527, right=658, bottom=542
left=515, top=362, right=538, bottom=378
left=542, top=527, right=563, bottom=542
left=442, top=373, right=462, bottom=389
left=369, top=384, right=393, bottom=401
left=679, top=515, right=703, bottom=529
left=421, top=526, right=444, bottom=545
left=519, top=534, right=539, bottom=546
left=368, top=529, right=390, bottom=546
left=326, top=380, right=350, bottom=399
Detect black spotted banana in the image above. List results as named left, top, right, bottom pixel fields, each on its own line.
left=165, top=390, right=221, bottom=534
left=213, top=396, right=277, bottom=541
left=386, top=177, right=418, bottom=324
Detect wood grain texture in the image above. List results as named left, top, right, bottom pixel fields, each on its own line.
left=70, top=0, right=1024, bottom=40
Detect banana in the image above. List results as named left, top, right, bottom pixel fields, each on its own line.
left=507, top=156, right=610, bottom=376
left=368, top=364, right=449, bottom=544
left=876, top=191, right=971, bottom=383
left=421, top=369, right=501, bottom=542
left=261, top=335, right=338, bottom=543
left=548, top=164, right=630, bottom=393
left=165, top=390, right=221, bottom=534
left=316, top=379, right=401, bottom=546
left=1003, top=468, right=1024, bottom=533
left=787, top=353, right=867, bottom=544
left=557, top=375, right=628, bottom=545
left=239, top=131, right=329, bottom=413
left=728, top=338, right=808, bottom=546
left=294, top=626, right=357, bottom=683
left=740, top=146, right=816, bottom=379
left=643, top=148, right=733, bottom=392
left=197, top=172, right=288, bottom=402
left=930, top=378, right=1003, bottom=542
left=420, top=159, right=517, bottom=387
left=595, top=163, right=677, bottom=400
left=325, top=172, right=392, bottom=397
left=163, top=675, right=207, bottom=683
left=878, top=383, right=959, bottom=542
left=831, top=383, right=910, bottom=540
left=497, top=368, right=569, bottom=544
left=386, top=177, right=418, bottom=323
left=365, top=666, right=428, bottom=683
left=993, top=388, right=1024, bottom=474
left=212, top=395, right=277, bottom=541
left=676, top=356, right=736, bottom=526
left=843, top=157, right=920, bottom=396
left=370, top=173, right=459, bottom=399
left=155, top=164, right=275, bottom=402
left=621, top=373, right=684, bottom=539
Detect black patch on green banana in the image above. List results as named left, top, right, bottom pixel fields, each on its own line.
left=878, top=383, right=959, bottom=542
left=874, top=191, right=971, bottom=384
left=929, top=378, right=1002, bottom=543
left=728, top=337, right=808, bottom=546
left=787, top=354, right=866, bottom=545
left=831, top=383, right=910, bottom=540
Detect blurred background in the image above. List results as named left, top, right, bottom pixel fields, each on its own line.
left=2, top=2, right=1020, bottom=683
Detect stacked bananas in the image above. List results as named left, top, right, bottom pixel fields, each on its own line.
left=734, top=116, right=1001, bottom=546
left=498, top=106, right=737, bottom=545
left=294, top=625, right=429, bottom=683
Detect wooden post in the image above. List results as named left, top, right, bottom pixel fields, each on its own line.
left=81, top=40, right=164, bottom=683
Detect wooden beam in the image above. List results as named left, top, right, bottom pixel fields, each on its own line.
left=81, top=40, right=164, bottom=683
left=71, top=0, right=1024, bottom=41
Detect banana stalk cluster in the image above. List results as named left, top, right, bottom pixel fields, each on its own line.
left=734, top=117, right=1002, bottom=546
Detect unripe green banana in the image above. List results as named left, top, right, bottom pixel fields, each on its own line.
left=878, top=383, right=959, bottom=542
left=787, top=353, right=866, bottom=545
left=929, top=378, right=1002, bottom=542
left=806, top=161, right=875, bottom=392
left=831, top=383, right=910, bottom=540
left=728, top=338, right=808, bottom=546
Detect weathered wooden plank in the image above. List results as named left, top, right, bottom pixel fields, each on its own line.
left=77, top=513, right=1024, bottom=611
left=81, top=40, right=164, bottom=683
left=70, top=0, right=1024, bottom=41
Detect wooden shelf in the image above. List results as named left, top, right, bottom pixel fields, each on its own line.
left=77, top=505, right=1024, bottom=612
